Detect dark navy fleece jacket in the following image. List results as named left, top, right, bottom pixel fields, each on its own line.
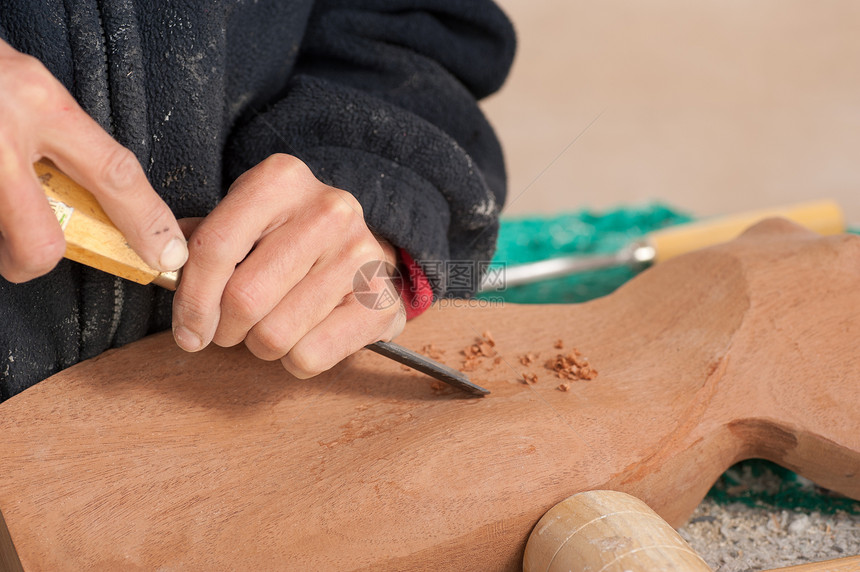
left=0, top=0, right=515, bottom=400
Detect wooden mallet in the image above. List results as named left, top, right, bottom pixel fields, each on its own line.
left=525, top=490, right=859, bottom=572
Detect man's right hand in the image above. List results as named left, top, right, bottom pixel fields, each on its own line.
left=0, top=38, right=186, bottom=283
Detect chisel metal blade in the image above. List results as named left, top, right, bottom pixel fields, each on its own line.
left=480, top=243, right=655, bottom=291
left=366, top=341, right=490, bottom=396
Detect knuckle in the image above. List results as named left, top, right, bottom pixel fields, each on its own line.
left=98, top=146, right=142, bottom=193
left=0, top=266, right=29, bottom=284
left=15, top=53, right=48, bottom=78
left=337, top=189, right=363, bottom=216
left=319, top=191, right=361, bottom=227
left=35, top=237, right=67, bottom=267
left=370, top=300, right=403, bottom=330
left=346, top=237, right=382, bottom=266
left=353, top=255, right=400, bottom=298
left=247, top=322, right=290, bottom=361
left=281, top=348, right=326, bottom=379
left=3, top=235, right=65, bottom=282
left=222, top=280, right=262, bottom=322
left=258, top=153, right=310, bottom=184
left=7, top=55, right=56, bottom=108
left=337, top=187, right=362, bottom=211
left=262, top=152, right=300, bottom=171
left=189, top=224, right=237, bottom=265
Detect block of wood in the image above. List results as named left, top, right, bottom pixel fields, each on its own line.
left=0, top=219, right=857, bottom=570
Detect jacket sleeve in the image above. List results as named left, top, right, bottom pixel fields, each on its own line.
left=223, top=0, right=516, bottom=298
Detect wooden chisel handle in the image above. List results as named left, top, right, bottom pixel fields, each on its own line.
left=35, top=160, right=179, bottom=289
left=647, top=200, right=845, bottom=263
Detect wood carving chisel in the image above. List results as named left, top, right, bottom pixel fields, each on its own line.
left=481, top=200, right=845, bottom=290
left=35, top=159, right=489, bottom=396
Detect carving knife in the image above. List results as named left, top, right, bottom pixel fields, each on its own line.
left=35, top=160, right=489, bottom=397
left=481, top=200, right=845, bottom=291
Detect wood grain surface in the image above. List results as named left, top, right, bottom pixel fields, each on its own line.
left=0, top=220, right=857, bottom=570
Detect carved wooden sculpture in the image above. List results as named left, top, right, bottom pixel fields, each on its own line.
left=0, top=219, right=858, bottom=570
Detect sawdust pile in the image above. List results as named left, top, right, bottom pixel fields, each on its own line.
left=461, top=331, right=496, bottom=372
left=545, top=348, right=598, bottom=381
left=516, top=339, right=598, bottom=391
left=456, top=333, right=598, bottom=392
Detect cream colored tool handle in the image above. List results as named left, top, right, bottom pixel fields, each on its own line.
left=523, top=490, right=713, bottom=572
left=648, top=200, right=845, bottom=263
left=524, top=490, right=860, bottom=572
left=35, top=160, right=179, bottom=289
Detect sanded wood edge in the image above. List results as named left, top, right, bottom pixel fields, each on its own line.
left=768, top=556, right=860, bottom=572
left=0, top=509, right=23, bottom=572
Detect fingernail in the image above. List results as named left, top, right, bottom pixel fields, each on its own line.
left=160, top=237, right=188, bottom=271
left=174, top=325, right=203, bottom=352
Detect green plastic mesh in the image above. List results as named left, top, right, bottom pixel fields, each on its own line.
left=479, top=203, right=691, bottom=304
left=709, top=460, right=860, bottom=514
left=480, top=203, right=859, bottom=515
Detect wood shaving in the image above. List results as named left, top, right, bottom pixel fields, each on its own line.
left=461, top=332, right=497, bottom=370
left=429, top=380, right=447, bottom=392
left=461, top=358, right=481, bottom=372
left=519, top=352, right=538, bottom=366
left=478, top=342, right=495, bottom=356
left=421, top=343, right=446, bottom=360
left=554, top=339, right=564, bottom=349
left=557, top=383, right=570, bottom=392
left=521, top=373, right=538, bottom=385
left=544, top=348, right=598, bottom=381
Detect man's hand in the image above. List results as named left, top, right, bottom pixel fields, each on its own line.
left=172, top=154, right=406, bottom=378
left=0, top=38, right=187, bottom=283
